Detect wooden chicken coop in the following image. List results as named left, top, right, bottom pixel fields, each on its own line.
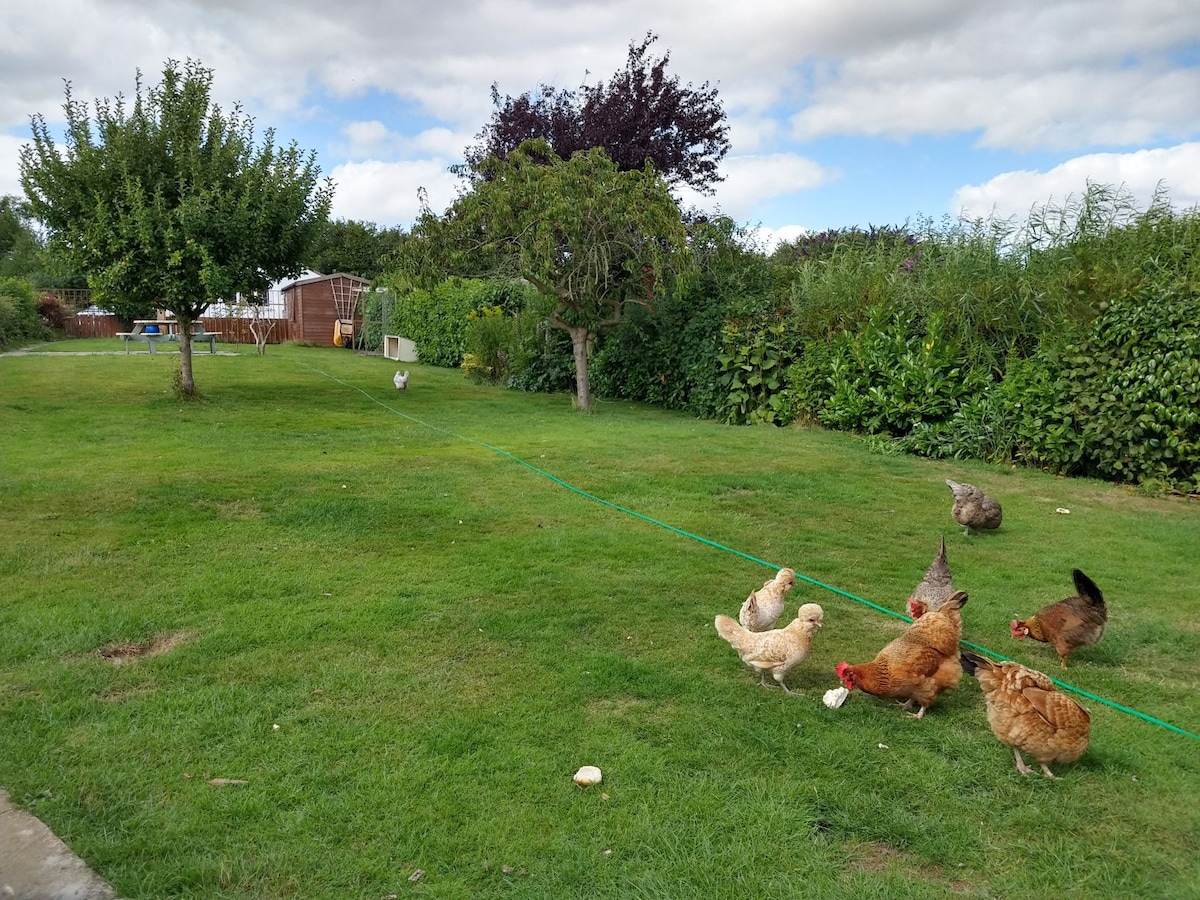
left=282, top=272, right=370, bottom=347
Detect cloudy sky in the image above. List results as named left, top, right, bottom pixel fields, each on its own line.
left=4, top=1, right=1200, bottom=245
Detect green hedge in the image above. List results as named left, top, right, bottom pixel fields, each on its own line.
left=0, top=277, right=47, bottom=349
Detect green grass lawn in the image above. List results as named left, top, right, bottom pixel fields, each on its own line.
left=2, top=341, right=1198, bottom=899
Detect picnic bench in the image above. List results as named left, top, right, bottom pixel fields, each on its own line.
left=117, top=322, right=221, bottom=354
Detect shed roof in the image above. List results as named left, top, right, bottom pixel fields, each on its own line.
left=280, top=271, right=370, bottom=293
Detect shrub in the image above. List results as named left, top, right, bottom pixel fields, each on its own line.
left=591, top=216, right=782, bottom=419
left=1066, top=285, right=1200, bottom=490
left=462, top=306, right=517, bottom=384
left=788, top=305, right=989, bottom=436
left=886, top=285, right=1200, bottom=492
left=377, top=277, right=530, bottom=368
left=0, top=277, right=45, bottom=348
left=37, top=294, right=70, bottom=331
left=506, top=291, right=576, bottom=394
left=717, top=320, right=794, bottom=425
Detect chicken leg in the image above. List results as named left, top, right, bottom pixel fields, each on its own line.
left=1013, top=748, right=1058, bottom=778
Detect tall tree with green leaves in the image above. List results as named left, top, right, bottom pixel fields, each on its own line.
left=20, top=59, right=333, bottom=395
left=305, top=218, right=406, bottom=280
left=405, top=138, right=689, bottom=411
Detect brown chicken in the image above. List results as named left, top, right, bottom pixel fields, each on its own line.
left=715, top=603, right=824, bottom=693
left=836, top=591, right=967, bottom=718
left=945, top=479, right=1003, bottom=535
left=961, top=651, right=1090, bottom=778
left=1011, top=569, right=1107, bottom=669
left=739, top=567, right=797, bottom=632
left=906, top=536, right=954, bottom=619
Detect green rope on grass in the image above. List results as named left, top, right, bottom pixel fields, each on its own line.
left=312, top=367, right=1200, bottom=742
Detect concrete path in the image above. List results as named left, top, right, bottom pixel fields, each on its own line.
left=0, top=789, right=117, bottom=899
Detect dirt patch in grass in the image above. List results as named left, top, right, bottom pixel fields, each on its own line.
left=849, top=841, right=977, bottom=893
left=97, top=630, right=192, bottom=666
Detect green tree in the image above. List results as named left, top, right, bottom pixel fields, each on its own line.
left=0, top=196, right=45, bottom=280
left=20, top=58, right=333, bottom=395
left=405, top=139, right=689, bottom=411
left=306, top=218, right=406, bottom=280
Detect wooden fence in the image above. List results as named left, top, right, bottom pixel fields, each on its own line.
left=63, top=314, right=289, bottom=344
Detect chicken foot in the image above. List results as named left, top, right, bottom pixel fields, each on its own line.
left=1013, top=748, right=1058, bottom=778
left=759, top=674, right=797, bottom=694
left=896, top=699, right=929, bottom=719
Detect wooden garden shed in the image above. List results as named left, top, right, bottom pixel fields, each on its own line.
left=283, top=272, right=370, bottom=346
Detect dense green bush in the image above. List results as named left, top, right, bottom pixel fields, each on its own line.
left=840, top=286, right=1200, bottom=492
left=376, top=184, right=1200, bottom=491
left=591, top=217, right=781, bottom=418
left=717, top=320, right=795, bottom=425
left=1046, top=285, right=1200, bottom=490
left=375, top=277, right=530, bottom=368
left=0, top=277, right=46, bottom=348
left=787, top=305, right=990, bottom=435
left=462, top=306, right=517, bottom=383
left=506, top=313, right=576, bottom=394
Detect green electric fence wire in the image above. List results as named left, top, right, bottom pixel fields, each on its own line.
left=311, top=366, right=1200, bottom=743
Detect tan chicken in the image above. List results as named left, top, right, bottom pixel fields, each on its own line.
left=835, top=591, right=967, bottom=718
left=715, top=603, right=824, bottom=693
left=1011, top=569, right=1107, bottom=669
left=906, top=536, right=954, bottom=619
left=961, top=651, right=1090, bottom=778
left=945, top=479, right=1002, bottom=535
left=738, top=567, right=797, bottom=632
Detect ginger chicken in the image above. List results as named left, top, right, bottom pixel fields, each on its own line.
left=961, top=651, right=1090, bottom=778
left=715, top=603, right=824, bottom=693
left=1011, top=569, right=1107, bottom=669
left=906, top=537, right=954, bottom=619
left=738, top=567, right=797, bottom=632
left=945, top=479, right=1002, bottom=535
left=836, top=591, right=967, bottom=718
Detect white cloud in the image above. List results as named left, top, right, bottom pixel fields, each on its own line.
left=4, top=1, right=1200, bottom=231
left=328, top=158, right=462, bottom=225
left=952, top=143, right=1200, bottom=224
left=338, top=122, right=467, bottom=162
left=680, top=153, right=837, bottom=222
left=746, top=223, right=810, bottom=253
left=0, top=134, right=25, bottom=197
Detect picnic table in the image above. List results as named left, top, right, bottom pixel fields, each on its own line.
left=117, top=320, right=221, bottom=354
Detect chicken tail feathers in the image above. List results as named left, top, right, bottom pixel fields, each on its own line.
left=960, top=650, right=993, bottom=677
left=1071, top=569, right=1105, bottom=610
left=942, top=590, right=969, bottom=611
left=714, top=614, right=748, bottom=650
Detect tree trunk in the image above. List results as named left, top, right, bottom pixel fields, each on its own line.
left=248, top=304, right=272, bottom=355
left=569, top=325, right=593, bottom=412
left=178, top=327, right=196, bottom=396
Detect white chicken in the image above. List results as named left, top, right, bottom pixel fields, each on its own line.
left=394, top=370, right=409, bottom=391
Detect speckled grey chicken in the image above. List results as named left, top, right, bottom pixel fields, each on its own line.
left=906, top=537, right=955, bottom=619
left=738, top=567, right=796, bottom=632
left=945, top=479, right=1002, bottom=535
